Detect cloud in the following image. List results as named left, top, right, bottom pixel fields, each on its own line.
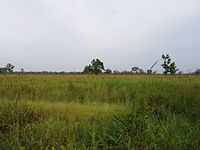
left=0, top=0, right=199, bottom=71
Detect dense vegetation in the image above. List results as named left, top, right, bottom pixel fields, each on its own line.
left=0, top=74, right=200, bottom=149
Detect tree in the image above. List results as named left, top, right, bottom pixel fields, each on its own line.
left=147, top=69, right=152, bottom=74
left=161, top=54, right=178, bottom=75
left=0, top=68, right=7, bottom=73
left=105, top=69, right=112, bottom=74
left=178, top=71, right=182, bottom=75
left=139, top=68, right=145, bottom=74
left=5, top=63, right=15, bottom=73
left=131, top=67, right=140, bottom=74
left=131, top=67, right=144, bottom=74
left=83, top=59, right=105, bottom=74
left=91, top=59, right=105, bottom=74
left=21, top=68, right=25, bottom=73
left=0, top=63, right=15, bottom=73
left=195, top=69, right=200, bottom=74
left=113, top=70, right=120, bottom=74
left=83, top=65, right=93, bottom=74
left=169, top=62, right=178, bottom=74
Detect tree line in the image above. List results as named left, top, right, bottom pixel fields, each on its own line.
left=0, top=54, right=199, bottom=75
left=83, top=54, right=187, bottom=75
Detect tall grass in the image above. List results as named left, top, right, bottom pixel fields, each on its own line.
left=0, top=74, right=199, bottom=149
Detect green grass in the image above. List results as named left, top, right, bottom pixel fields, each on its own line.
left=0, top=74, right=200, bottom=149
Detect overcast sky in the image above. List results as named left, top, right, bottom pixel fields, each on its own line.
left=0, top=0, right=199, bottom=72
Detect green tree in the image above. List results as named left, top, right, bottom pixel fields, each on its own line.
left=105, top=69, right=112, bottom=74
left=195, top=69, right=200, bottom=74
left=138, top=68, right=145, bottom=74
left=83, top=59, right=105, bottom=74
left=131, top=67, right=144, bottom=74
left=20, top=68, right=25, bottom=73
left=0, top=63, right=15, bottom=73
left=161, top=54, right=178, bottom=75
left=5, top=63, right=15, bottom=73
left=0, top=68, right=7, bottom=73
left=131, top=67, right=140, bottom=74
left=113, top=70, right=120, bottom=74
left=83, top=65, right=93, bottom=74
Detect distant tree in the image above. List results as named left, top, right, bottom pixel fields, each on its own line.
left=178, top=71, right=182, bottom=75
left=105, top=69, right=112, bottom=74
left=131, top=67, right=140, bottom=74
left=195, top=69, right=200, bottom=74
left=113, top=70, right=120, bottom=74
left=131, top=67, right=144, bottom=74
left=20, top=68, right=25, bottom=73
left=169, top=62, right=178, bottom=74
left=147, top=69, right=152, bottom=74
left=161, top=54, right=170, bottom=74
left=83, top=65, right=93, bottom=74
left=5, top=63, right=15, bottom=73
left=0, top=68, right=7, bottom=73
left=83, top=59, right=105, bottom=74
left=91, top=59, right=105, bottom=74
left=139, top=68, right=145, bottom=74
left=161, top=54, right=178, bottom=75
left=0, top=63, right=15, bottom=73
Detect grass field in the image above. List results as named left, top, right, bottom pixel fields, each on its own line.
left=0, top=74, right=200, bottom=149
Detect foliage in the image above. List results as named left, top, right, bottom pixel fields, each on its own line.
left=83, top=59, right=105, bottom=74
left=131, top=66, right=144, bottom=74
left=113, top=70, right=120, bottom=73
left=147, top=69, right=152, bottom=74
left=20, top=68, right=25, bottom=73
left=83, top=65, right=93, bottom=74
left=178, top=71, right=183, bottom=75
left=161, top=54, right=178, bottom=74
left=195, top=69, right=200, bottom=74
left=105, top=69, right=112, bottom=74
left=5, top=63, right=15, bottom=73
left=0, top=67, right=7, bottom=73
left=0, top=63, right=15, bottom=73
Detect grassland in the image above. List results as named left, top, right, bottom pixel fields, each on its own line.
left=0, top=74, right=200, bottom=149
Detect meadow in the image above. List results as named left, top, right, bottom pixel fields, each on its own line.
left=0, top=74, right=200, bottom=149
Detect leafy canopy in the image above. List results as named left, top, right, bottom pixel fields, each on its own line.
left=83, top=59, right=105, bottom=74
left=0, top=63, right=15, bottom=73
left=161, top=54, right=178, bottom=75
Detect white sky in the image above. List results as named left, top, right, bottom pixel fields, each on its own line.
left=0, top=0, right=200, bottom=72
